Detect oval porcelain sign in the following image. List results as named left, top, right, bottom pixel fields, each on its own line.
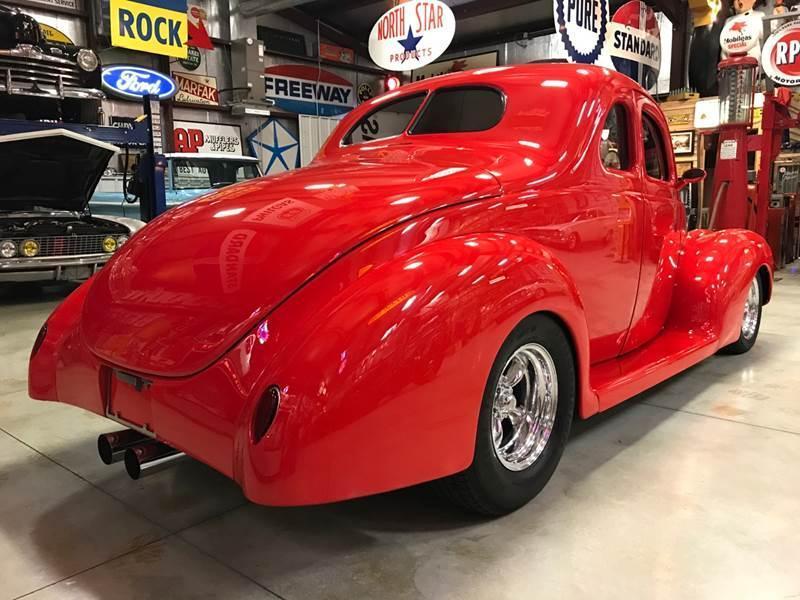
left=101, top=65, right=177, bottom=100
left=762, top=20, right=800, bottom=87
left=368, top=0, right=455, bottom=72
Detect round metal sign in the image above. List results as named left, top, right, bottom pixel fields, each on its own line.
left=608, top=1, right=660, bottom=90
left=553, top=0, right=609, bottom=64
left=762, top=19, right=800, bottom=87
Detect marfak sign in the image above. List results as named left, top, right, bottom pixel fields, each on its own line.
left=102, top=65, right=177, bottom=100
left=264, top=65, right=354, bottom=116
left=762, top=20, right=800, bottom=87
left=553, top=0, right=610, bottom=64
left=368, top=0, right=456, bottom=71
left=173, top=71, right=218, bottom=105
left=110, top=0, right=188, bottom=59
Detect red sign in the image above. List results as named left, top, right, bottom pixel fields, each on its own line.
left=319, top=43, right=354, bottom=64
left=763, top=20, right=800, bottom=86
left=173, top=71, right=219, bottom=105
left=187, top=4, right=213, bottom=50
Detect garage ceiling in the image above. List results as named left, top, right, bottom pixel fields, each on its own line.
left=270, top=0, right=687, bottom=55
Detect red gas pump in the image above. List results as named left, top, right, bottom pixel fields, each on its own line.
left=709, top=55, right=759, bottom=230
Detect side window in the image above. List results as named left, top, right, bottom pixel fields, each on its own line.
left=600, top=104, right=630, bottom=171
left=642, top=114, right=669, bottom=181
left=343, top=94, right=426, bottom=145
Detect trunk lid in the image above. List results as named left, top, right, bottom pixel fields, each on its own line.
left=0, top=129, right=117, bottom=212
left=81, top=149, right=502, bottom=377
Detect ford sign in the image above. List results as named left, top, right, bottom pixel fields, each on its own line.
left=101, top=65, right=177, bottom=100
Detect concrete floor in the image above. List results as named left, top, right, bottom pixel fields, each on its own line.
left=1, top=267, right=799, bottom=600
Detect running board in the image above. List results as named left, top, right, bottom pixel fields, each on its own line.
left=590, top=328, right=719, bottom=411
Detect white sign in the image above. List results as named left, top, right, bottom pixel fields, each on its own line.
left=720, top=11, right=763, bottom=61
left=553, top=0, right=610, bottom=64
left=694, top=98, right=720, bottom=130
left=720, top=139, right=738, bottom=160
left=368, top=0, right=456, bottom=72
left=411, top=51, right=498, bottom=82
left=173, top=121, right=242, bottom=155
left=762, top=20, right=800, bottom=87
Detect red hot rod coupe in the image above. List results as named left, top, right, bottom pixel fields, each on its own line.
left=29, top=64, right=773, bottom=515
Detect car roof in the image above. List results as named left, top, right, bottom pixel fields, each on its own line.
left=164, top=153, right=259, bottom=161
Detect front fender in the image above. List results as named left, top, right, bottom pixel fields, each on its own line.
left=669, top=229, right=773, bottom=348
left=237, top=231, right=592, bottom=505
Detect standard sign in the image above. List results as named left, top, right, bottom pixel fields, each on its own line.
left=368, top=0, right=456, bottom=71
left=762, top=20, right=800, bottom=87
left=264, top=64, right=354, bottom=116
left=553, top=0, right=610, bottom=64
left=110, top=0, right=188, bottom=59
left=607, top=1, right=660, bottom=90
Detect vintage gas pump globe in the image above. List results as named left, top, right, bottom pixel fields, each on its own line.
left=718, top=55, right=759, bottom=126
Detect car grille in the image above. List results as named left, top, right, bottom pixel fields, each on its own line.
left=0, top=46, right=82, bottom=91
left=6, top=235, right=109, bottom=257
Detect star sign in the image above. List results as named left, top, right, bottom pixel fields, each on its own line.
left=398, top=26, right=423, bottom=61
left=247, top=119, right=299, bottom=175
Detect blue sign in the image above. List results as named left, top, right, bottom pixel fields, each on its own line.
left=101, top=65, right=177, bottom=100
left=553, top=0, right=609, bottom=65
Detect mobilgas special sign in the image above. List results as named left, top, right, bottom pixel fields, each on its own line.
left=607, top=1, right=660, bottom=90
left=762, top=20, right=800, bottom=87
left=264, top=65, right=354, bottom=116
left=553, top=0, right=610, bottom=64
left=110, top=0, right=188, bottom=59
left=368, top=0, right=456, bottom=72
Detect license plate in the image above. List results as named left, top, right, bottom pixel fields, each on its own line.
left=106, top=370, right=153, bottom=432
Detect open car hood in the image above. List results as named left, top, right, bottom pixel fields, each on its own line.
left=0, top=129, right=118, bottom=212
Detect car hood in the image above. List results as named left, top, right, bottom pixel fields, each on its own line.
left=81, top=149, right=503, bottom=377
left=0, top=129, right=117, bottom=212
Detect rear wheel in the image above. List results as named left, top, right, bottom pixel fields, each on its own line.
left=720, top=275, right=763, bottom=355
left=436, top=315, right=575, bottom=516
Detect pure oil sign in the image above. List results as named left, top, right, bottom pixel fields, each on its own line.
left=554, top=0, right=610, bottom=64
left=110, top=0, right=188, bottom=59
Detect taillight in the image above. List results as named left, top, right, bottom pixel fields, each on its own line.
left=31, top=322, right=47, bottom=357
left=252, top=385, right=281, bottom=443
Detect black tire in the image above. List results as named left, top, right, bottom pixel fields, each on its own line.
left=436, top=314, right=576, bottom=516
left=720, top=275, right=763, bottom=355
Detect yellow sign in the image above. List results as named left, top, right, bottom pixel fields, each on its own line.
left=39, top=23, right=74, bottom=45
left=110, top=0, right=187, bottom=59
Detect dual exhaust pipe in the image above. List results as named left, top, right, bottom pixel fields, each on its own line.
left=97, top=429, right=186, bottom=479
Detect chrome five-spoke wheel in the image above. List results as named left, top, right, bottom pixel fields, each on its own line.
left=491, top=343, right=558, bottom=471
left=741, top=277, right=760, bottom=341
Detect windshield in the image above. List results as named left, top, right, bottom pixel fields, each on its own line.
left=172, top=158, right=260, bottom=190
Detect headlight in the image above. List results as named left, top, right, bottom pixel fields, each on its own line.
left=0, top=240, right=17, bottom=258
left=77, top=48, right=99, bottom=72
left=21, top=239, right=39, bottom=257
left=102, top=236, right=117, bottom=253
left=116, top=235, right=129, bottom=247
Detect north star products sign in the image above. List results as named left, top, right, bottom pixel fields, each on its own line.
left=264, top=65, right=354, bottom=116
left=762, top=20, right=800, bottom=87
left=173, top=71, right=218, bottom=105
left=554, top=0, right=610, bottom=64
left=368, top=0, right=456, bottom=71
left=607, top=1, right=660, bottom=90
left=110, top=0, right=188, bottom=59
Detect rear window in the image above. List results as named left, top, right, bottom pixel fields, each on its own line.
left=411, top=87, right=504, bottom=135
left=343, top=93, right=425, bottom=145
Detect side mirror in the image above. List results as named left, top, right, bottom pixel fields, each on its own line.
left=677, top=167, right=706, bottom=190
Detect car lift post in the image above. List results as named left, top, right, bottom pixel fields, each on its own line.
left=138, top=94, right=167, bottom=222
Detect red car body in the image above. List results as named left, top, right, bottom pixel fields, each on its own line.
left=29, top=64, right=773, bottom=506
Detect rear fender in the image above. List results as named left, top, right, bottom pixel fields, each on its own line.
left=238, top=232, right=593, bottom=505
left=668, top=229, right=773, bottom=347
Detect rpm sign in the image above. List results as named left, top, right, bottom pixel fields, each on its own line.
left=762, top=20, right=800, bottom=87
left=553, top=0, right=610, bottom=64
left=368, top=0, right=456, bottom=72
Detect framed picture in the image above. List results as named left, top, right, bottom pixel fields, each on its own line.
left=671, top=131, right=694, bottom=155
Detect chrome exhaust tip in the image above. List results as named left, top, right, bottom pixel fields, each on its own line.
left=124, top=440, right=186, bottom=480
left=97, top=429, right=150, bottom=465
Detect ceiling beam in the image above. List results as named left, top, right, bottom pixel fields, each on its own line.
left=277, top=6, right=372, bottom=58
left=451, top=0, right=536, bottom=20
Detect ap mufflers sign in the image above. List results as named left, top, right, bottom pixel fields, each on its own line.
left=553, top=0, right=610, bottom=64
left=110, top=0, right=188, bottom=59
